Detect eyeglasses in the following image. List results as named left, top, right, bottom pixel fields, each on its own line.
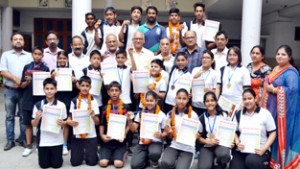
left=185, top=36, right=195, bottom=40
left=47, top=38, right=57, bottom=41
left=202, top=57, right=211, bottom=60
left=133, top=38, right=144, bottom=41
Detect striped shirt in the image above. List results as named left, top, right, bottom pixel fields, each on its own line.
left=178, top=46, right=203, bottom=72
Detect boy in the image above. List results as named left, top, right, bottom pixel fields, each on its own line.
left=31, top=78, right=67, bottom=168
left=21, top=47, right=50, bottom=157
left=81, top=12, right=99, bottom=56
left=67, top=75, right=100, bottom=166
left=99, top=81, right=130, bottom=168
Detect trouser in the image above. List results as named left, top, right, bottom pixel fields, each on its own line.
left=38, top=145, right=63, bottom=168
left=4, top=87, right=25, bottom=142
left=160, top=147, right=193, bottom=169
left=70, top=137, right=98, bottom=166
left=198, top=145, right=231, bottom=169
left=131, top=142, right=163, bottom=169
left=229, top=150, right=271, bottom=169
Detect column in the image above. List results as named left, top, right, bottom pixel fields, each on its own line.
left=1, top=6, right=13, bottom=53
left=105, top=0, right=114, bottom=7
left=0, top=7, right=2, bottom=54
left=72, top=0, right=92, bottom=36
left=241, top=0, right=262, bottom=66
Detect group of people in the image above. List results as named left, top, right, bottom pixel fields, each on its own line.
left=0, top=2, right=299, bottom=169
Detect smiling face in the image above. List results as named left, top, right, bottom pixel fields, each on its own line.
left=146, top=95, right=158, bottom=110
left=243, top=92, right=256, bottom=112
left=176, top=55, right=188, bottom=70
left=71, top=37, right=84, bottom=56
left=250, top=47, right=264, bottom=64
left=276, top=48, right=290, bottom=67
left=169, top=12, right=180, bottom=24
left=85, top=14, right=96, bottom=27
left=202, top=52, right=214, bottom=69
left=150, top=62, right=162, bottom=77
left=57, top=54, right=68, bottom=68
left=132, top=32, right=145, bottom=49
left=131, top=9, right=142, bottom=22
left=227, top=49, right=239, bottom=66
left=215, top=34, right=228, bottom=51
left=204, top=94, right=217, bottom=113
left=43, top=83, right=57, bottom=100
left=79, top=81, right=91, bottom=96
left=106, top=34, right=118, bottom=52
left=105, top=10, right=117, bottom=25
left=12, top=34, right=25, bottom=50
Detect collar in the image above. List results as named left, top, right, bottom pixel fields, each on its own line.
left=205, top=111, right=222, bottom=117
left=175, top=107, right=189, bottom=115
left=117, top=65, right=127, bottom=69
left=144, top=21, right=159, bottom=28
left=44, top=47, right=62, bottom=55
left=31, top=61, right=44, bottom=69
left=183, top=46, right=201, bottom=53
left=88, top=65, right=100, bottom=71
left=175, top=66, right=188, bottom=73
left=191, top=19, right=205, bottom=26
left=10, top=49, right=27, bottom=55
left=242, top=105, right=260, bottom=114
left=227, top=63, right=242, bottom=68
left=43, top=98, right=58, bottom=105
left=102, top=19, right=117, bottom=26
left=70, top=52, right=85, bottom=58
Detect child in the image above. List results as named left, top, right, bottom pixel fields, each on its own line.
left=164, top=52, right=192, bottom=113
left=20, top=46, right=50, bottom=157
left=51, top=51, right=77, bottom=155
left=160, top=88, right=199, bottom=169
left=128, top=90, right=167, bottom=169
left=67, top=75, right=100, bottom=166
left=31, top=78, right=67, bottom=168
left=99, top=81, right=131, bottom=168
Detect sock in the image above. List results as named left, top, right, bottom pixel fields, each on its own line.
left=63, top=141, right=67, bottom=147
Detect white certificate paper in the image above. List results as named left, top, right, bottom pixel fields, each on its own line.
left=33, top=72, right=50, bottom=96
left=176, top=76, right=192, bottom=93
left=41, top=105, right=62, bottom=134
left=101, top=61, right=119, bottom=85
left=107, top=114, right=127, bottom=140
left=72, top=110, right=92, bottom=135
left=55, top=68, right=72, bottom=91
left=218, top=96, right=237, bottom=119
left=87, top=70, right=102, bottom=96
left=240, top=127, right=261, bottom=153
left=204, top=20, right=220, bottom=41
left=177, top=117, right=199, bottom=146
left=192, top=79, right=205, bottom=102
left=216, top=119, right=237, bottom=148
left=132, top=71, right=149, bottom=93
left=140, top=113, right=159, bottom=140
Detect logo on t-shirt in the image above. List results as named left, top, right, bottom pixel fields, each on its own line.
left=156, top=28, right=161, bottom=35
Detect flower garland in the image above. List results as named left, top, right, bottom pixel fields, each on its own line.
left=106, top=99, right=124, bottom=125
left=140, top=73, right=162, bottom=107
left=77, top=92, right=92, bottom=138
left=140, top=105, right=161, bottom=145
left=168, top=21, right=180, bottom=55
left=171, top=105, right=192, bottom=140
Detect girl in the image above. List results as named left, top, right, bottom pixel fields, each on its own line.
left=197, top=92, right=231, bottom=169
left=216, top=46, right=251, bottom=107
left=128, top=91, right=167, bottom=169
left=160, top=88, right=199, bottom=169
left=191, top=50, right=218, bottom=116
left=51, top=51, right=76, bottom=155
left=164, top=52, right=192, bottom=113
left=230, top=88, right=276, bottom=169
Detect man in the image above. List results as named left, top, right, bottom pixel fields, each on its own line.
left=211, top=31, right=229, bottom=70
left=138, top=6, right=167, bottom=54
left=177, top=30, right=203, bottom=72
left=101, top=34, right=119, bottom=63
left=0, top=32, right=33, bottom=151
left=42, top=31, right=63, bottom=71
left=125, top=31, right=154, bottom=71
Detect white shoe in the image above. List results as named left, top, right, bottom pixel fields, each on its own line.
left=22, top=148, right=33, bottom=157
left=63, top=146, right=68, bottom=155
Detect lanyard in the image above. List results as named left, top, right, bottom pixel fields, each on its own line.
left=228, top=65, right=237, bottom=84
left=172, top=69, right=187, bottom=86
left=208, top=113, right=217, bottom=134
left=117, top=68, right=124, bottom=86
left=201, top=69, right=211, bottom=81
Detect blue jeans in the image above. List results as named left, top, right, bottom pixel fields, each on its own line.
left=4, top=88, right=25, bottom=141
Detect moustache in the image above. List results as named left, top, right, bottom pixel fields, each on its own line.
left=49, top=43, right=57, bottom=48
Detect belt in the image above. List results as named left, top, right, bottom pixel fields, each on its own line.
left=4, top=85, right=17, bottom=90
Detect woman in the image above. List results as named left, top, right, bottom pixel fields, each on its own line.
left=261, top=45, right=300, bottom=169
left=247, top=45, right=272, bottom=104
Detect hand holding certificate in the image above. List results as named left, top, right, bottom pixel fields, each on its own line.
left=176, top=117, right=199, bottom=146
left=101, top=61, right=119, bottom=85
left=140, top=113, right=159, bottom=140
left=204, top=20, right=220, bottom=41
left=215, top=120, right=237, bottom=148
left=41, top=105, right=62, bottom=134
left=55, top=68, right=72, bottom=91
left=218, top=96, right=237, bottom=119
left=240, top=127, right=261, bottom=153
left=33, top=72, right=50, bottom=96
left=107, top=114, right=127, bottom=141
left=132, top=71, right=149, bottom=93
left=72, top=110, right=92, bottom=135
left=87, top=70, right=102, bottom=96
left=192, top=79, right=205, bottom=102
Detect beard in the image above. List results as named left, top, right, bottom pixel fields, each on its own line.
left=148, top=17, right=156, bottom=24
left=13, top=44, right=24, bottom=51
left=49, top=42, right=57, bottom=49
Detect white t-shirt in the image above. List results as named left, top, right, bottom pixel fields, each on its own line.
left=123, top=24, right=140, bottom=50
left=118, top=66, right=132, bottom=104
left=211, top=47, right=229, bottom=71
left=217, top=65, right=251, bottom=106
left=99, top=24, right=121, bottom=52
left=32, top=99, right=67, bottom=147
left=166, top=26, right=183, bottom=51
left=183, top=21, right=206, bottom=48
left=134, top=110, right=166, bottom=144
left=69, top=97, right=100, bottom=139
left=81, top=29, right=99, bottom=56
left=68, top=53, right=90, bottom=80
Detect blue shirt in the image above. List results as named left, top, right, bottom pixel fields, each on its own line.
left=138, top=22, right=167, bottom=53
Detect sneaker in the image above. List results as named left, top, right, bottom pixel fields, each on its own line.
left=151, top=161, right=159, bottom=168
left=22, top=148, right=33, bottom=157
left=63, top=146, right=69, bottom=155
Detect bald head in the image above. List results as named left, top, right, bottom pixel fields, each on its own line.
left=132, top=31, right=145, bottom=49
left=105, top=33, right=118, bottom=52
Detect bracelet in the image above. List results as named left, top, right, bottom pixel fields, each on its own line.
left=272, top=88, right=277, bottom=94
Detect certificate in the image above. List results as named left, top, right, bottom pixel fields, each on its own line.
left=176, top=76, right=192, bottom=93
left=107, top=114, right=127, bottom=140
left=204, top=20, right=220, bottom=41
left=177, top=117, right=199, bottom=146
left=33, top=72, right=50, bottom=96
left=41, top=105, right=62, bottom=134
left=55, top=68, right=72, bottom=91
left=140, top=113, right=159, bottom=140
left=215, top=119, right=237, bottom=148
left=192, top=79, right=205, bottom=102
left=240, top=127, right=261, bottom=153
left=101, top=61, right=119, bottom=85
left=132, top=71, right=149, bottom=93
left=218, top=96, right=237, bottom=119
left=72, top=110, right=92, bottom=135
left=87, top=70, right=102, bottom=96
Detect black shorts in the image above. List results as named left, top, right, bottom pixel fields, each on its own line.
left=23, top=109, right=33, bottom=126
left=100, top=142, right=127, bottom=161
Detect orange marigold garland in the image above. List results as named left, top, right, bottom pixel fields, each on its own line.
left=169, top=21, right=180, bottom=55
left=140, top=105, right=161, bottom=145
left=171, top=105, right=192, bottom=140
left=140, top=73, right=162, bottom=107
left=77, top=92, right=92, bottom=138
left=106, top=99, right=124, bottom=125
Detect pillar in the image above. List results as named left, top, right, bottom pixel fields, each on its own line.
left=241, top=0, right=262, bottom=66
left=72, top=0, right=92, bottom=36
left=1, top=6, right=13, bottom=53
left=105, top=0, right=114, bottom=7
